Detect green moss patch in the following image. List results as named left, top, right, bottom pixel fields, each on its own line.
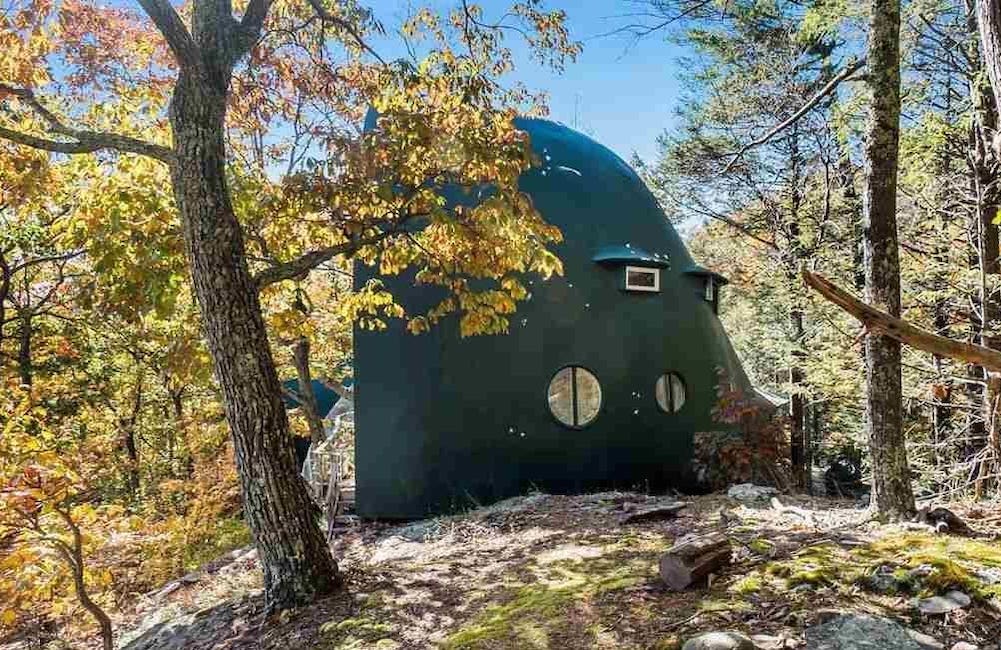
left=442, top=537, right=664, bottom=649
left=733, top=532, right=1001, bottom=602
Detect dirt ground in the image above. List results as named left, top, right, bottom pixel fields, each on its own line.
left=108, top=491, right=1001, bottom=649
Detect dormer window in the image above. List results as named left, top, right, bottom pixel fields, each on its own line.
left=592, top=245, right=670, bottom=294
left=684, top=265, right=728, bottom=315
left=625, top=266, right=660, bottom=293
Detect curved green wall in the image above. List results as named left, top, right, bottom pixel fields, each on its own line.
left=353, top=119, right=754, bottom=519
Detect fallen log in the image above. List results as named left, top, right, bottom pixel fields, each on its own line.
left=619, top=501, right=688, bottom=524
left=658, top=532, right=732, bottom=591
left=801, top=267, right=1001, bottom=371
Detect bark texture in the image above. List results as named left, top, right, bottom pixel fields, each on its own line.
left=169, top=70, right=338, bottom=607
left=976, top=0, right=1001, bottom=121
left=968, top=15, right=1001, bottom=489
left=861, top=0, right=915, bottom=519
left=786, top=126, right=809, bottom=491
left=156, top=0, right=339, bottom=608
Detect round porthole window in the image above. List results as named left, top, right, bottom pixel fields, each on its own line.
left=547, top=366, right=602, bottom=428
left=656, top=373, right=686, bottom=414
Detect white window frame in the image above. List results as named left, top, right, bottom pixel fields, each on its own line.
left=704, top=276, right=715, bottom=302
left=624, top=265, right=660, bottom=293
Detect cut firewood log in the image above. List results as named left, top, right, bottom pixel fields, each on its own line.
left=658, top=532, right=732, bottom=591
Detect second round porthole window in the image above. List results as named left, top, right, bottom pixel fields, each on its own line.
left=547, top=366, right=602, bottom=428
left=656, top=373, right=686, bottom=413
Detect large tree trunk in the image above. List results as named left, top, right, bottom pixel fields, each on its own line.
left=861, top=0, right=915, bottom=519
left=169, top=70, right=338, bottom=608
left=971, top=42, right=1001, bottom=491
left=976, top=0, right=1001, bottom=123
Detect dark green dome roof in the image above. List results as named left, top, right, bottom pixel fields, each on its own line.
left=512, top=118, right=696, bottom=272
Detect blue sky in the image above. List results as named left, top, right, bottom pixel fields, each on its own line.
left=370, top=1, right=689, bottom=164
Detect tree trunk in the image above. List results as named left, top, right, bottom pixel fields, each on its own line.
left=836, top=152, right=866, bottom=293
left=658, top=532, right=732, bottom=591
left=976, top=0, right=1001, bottom=122
left=53, top=508, right=114, bottom=650
left=168, top=384, right=194, bottom=477
left=861, top=0, right=915, bottom=519
left=18, top=309, right=31, bottom=387
left=120, top=372, right=143, bottom=497
left=0, top=249, right=9, bottom=352
left=789, top=329, right=808, bottom=490
left=786, top=125, right=809, bottom=491
left=807, top=401, right=820, bottom=492
left=168, top=70, right=338, bottom=608
left=292, top=337, right=327, bottom=444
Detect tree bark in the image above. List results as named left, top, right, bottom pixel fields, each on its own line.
left=789, top=330, right=808, bottom=490
left=167, top=42, right=338, bottom=607
left=976, top=0, right=1001, bottom=125
left=292, top=337, right=326, bottom=444
left=860, top=0, right=916, bottom=519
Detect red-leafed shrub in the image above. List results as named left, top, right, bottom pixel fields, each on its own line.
left=693, top=368, right=791, bottom=489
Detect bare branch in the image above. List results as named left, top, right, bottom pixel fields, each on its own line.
left=0, top=124, right=173, bottom=163
left=0, top=85, right=173, bottom=163
left=302, top=0, right=386, bottom=64
left=11, top=250, right=85, bottom=275
left=802, top=267, right=1001, bottom=371
left=253, top=231, right=395, bottom=289
left=720, top=57, right=867, bottom=175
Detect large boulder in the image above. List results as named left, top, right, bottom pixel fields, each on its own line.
left=804, top=614, right=922, bottom=650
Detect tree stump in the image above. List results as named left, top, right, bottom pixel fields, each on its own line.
left=658, top=532, right=732, bottom=591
